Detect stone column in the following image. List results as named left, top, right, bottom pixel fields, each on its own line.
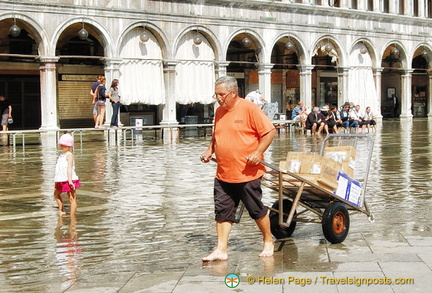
left=39, top=57, right=60, bottom=130
left=216, top=61, right=230, bottom=79
left=322, top=0, right=330, bottom=7
left=373, top=67, right=384, bottom=118
left=258, top=64, right=273, bottom=105
left=298, top=65, right=314, bottom=109
left=419, top=0, right=425, bottom=17
left=339, top=0, right=349, bottom=8
left=404, top=0, right=413, bottom=16
left=337, top=66, right=350, bottom=107
left=161, top=61, right=179, bottom=142
left=104, top=58, right=122, bottom=127
left=161, top=61, right=179, bottom=125
left=389, top=0, right=398, bottom=14
left=358, top=0, right=367, bottom=10
left=400, top=69, right=413, bottom=118
left=427, top=71, right=432, bottom=117
left=282, top=69, right=288, bottom=114
left=373, top=0, right=381, bottom=12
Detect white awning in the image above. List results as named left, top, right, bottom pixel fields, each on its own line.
left=347, top=44, right=379, bottom=113
left=119, top=29, right=165, bottom=105
left=175, top=32, right=215, bottom=104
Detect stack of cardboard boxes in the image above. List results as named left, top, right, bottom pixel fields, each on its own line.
left=279, top=146, right=362, bottom=207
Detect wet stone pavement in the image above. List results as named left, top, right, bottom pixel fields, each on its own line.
left=2, top=120, right=432, bottom=292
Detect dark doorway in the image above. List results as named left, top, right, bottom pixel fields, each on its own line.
left=0, top=75, right=41, bottom=129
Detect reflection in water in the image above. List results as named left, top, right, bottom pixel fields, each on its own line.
left=54, top=215, right=80, bottom=288
left=2, top=120, right=432, bottom=290
left=202, top=260, right=228, bottom=277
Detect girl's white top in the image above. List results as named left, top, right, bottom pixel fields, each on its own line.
left=54, top=151, right=79, bottom=182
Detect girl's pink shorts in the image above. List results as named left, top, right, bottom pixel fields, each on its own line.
left=55, top=180, right=81, bottom=192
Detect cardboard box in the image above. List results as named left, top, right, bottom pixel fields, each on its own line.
left=286, top=152, right=316, bottom=163
left=286, top=152, right=317, bottom=174
left=279, top=160, right=287, bottom=171
left=324, top=146, right=356, bottom=163
left=300, top=160, right=323, bottom=175
left=287, top=159, right=301, bottom=173
left=341, top=159, right=355, bottom=178
left=317, top=162, right=340, bottom=191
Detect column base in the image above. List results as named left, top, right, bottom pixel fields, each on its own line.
left=39, top=125, right=60, bottom=132
left=162, top=127, right=179, bottom=143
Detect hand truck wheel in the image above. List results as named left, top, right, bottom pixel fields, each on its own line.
left=322, top=202, right=350, bottom=244
left=269, top=199, right=297, bottom=239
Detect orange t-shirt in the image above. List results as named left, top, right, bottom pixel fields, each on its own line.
left=214, top=98, right=275, bottom=183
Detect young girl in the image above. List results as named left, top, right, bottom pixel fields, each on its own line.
left=54, top=133, right=81, bottom=215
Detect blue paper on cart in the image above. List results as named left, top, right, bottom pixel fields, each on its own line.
left=334, top=172, right=362, bottom=207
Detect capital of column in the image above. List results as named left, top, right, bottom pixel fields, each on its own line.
left=401, top=69, right=414, bottom=76
left=163, top=60, right=178, bottom=72
left=216, top=61, right=230, bottom=68
left=104, top=58, right=122, bottom=69
left=39, top=56, right=59, bottom=71
left=258, top=64, right=274, bottom=74
left=39, top=56, right=60, bottom=63
left=297, top=64, right=315, bottom=74
left=336, top=66, right=351, bottom=74
left=373, top=67, right=384, bottom=74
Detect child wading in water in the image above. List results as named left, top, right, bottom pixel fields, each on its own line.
left=54, top=133, right=81, bottom=215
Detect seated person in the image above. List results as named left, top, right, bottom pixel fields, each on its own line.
left=340, top=102, right=358, bottom=132
left=306, top=107, right=328, bottom=136
left=362, top=106, right=376, bottom=133
left=291, top=101, right=307, bottom=129
left=349, top=105, right=362, bottom=134
left=326, top=106, right=343, bottom=134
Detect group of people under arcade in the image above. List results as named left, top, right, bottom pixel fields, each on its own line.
left=291, top=101, right=376, bottom=136
left=90, top=75, right=121, bottom=129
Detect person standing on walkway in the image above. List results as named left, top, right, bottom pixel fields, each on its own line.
left=108, top=79, right=121, bottom=128
left=0, top=95, right=12, bottom=131
left=94, top=77, right=108, bottom=129
left=200, top=76, right=276, bottom=262
left=54, top=133, right=81, bottom=216
left=90, top=75, right=103, bottom=125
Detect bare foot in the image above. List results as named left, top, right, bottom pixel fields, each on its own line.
left=202, top=249, right=228, bottom=262
left=58, top=211, right=66, bottom=216
left=259, top=241, right=274, bottom=258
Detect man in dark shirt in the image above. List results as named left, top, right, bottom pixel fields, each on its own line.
left=306, top=106, right=327, bottom=135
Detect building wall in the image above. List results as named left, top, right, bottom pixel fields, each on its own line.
left=1, top=0, right=432, bottom=129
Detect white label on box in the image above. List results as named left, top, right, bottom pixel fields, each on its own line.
left=347, top=181, right=362, bottom=206
left=335, top=173, right=349, bottom=199
left=325, top=151, right=346, bottom=163
left=311, top=163, right=321, bottom=174
left=289, top=160, right=301, bottom=173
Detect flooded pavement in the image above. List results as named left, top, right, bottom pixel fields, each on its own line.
left=1, top=120, right=432, bottom=292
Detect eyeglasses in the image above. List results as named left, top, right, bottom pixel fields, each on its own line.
left=212, top=91, right=233, bottom=105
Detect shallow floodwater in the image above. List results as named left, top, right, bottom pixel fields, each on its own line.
left=1, top=119, right=432, bottom=291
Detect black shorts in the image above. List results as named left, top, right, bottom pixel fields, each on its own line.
left=213, top=177, right=268, bottom=222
